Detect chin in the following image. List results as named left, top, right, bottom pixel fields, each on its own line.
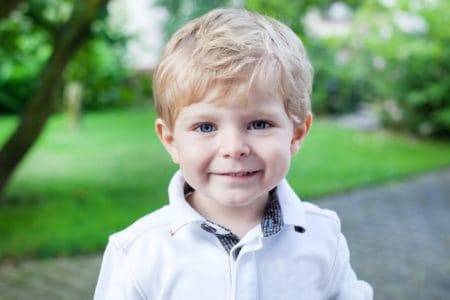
left=220, top=196, right=262, bottom=208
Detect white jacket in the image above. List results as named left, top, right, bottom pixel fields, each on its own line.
left=94, top=171, right=373, bottom=300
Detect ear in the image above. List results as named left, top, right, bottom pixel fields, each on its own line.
left=155, top=118, right=179, bottom=164
left=290, top=113, right=312, bottom=156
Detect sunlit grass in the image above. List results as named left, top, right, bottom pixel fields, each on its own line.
left=0, top=108, right=449, bottom=260
left=290, top=119, right=450, bottom=196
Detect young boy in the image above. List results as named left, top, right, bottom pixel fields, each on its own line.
left=94, top=8, right=372, bottom=300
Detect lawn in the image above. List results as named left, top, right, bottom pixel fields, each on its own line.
left=1, top=108, right=449, bottom=261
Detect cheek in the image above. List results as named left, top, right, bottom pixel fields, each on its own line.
left=178, top=149, right=202, bottom=167
left=175, top=135, right=200, bottom=160
left=176, top=140, right=212, bottom=172
left=262, top=142, right=292, bottom=172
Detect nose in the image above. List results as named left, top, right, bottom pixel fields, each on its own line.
left=219, top=128, right=250, bottom=159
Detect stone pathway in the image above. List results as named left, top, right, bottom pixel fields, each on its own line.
left=0, top=255, right=101, bottom=300
left=318, top=168, right=450, bottom=300
left=0, top=168, right=449, bottom=299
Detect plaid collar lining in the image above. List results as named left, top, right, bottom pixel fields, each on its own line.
left=213, top=190, right=284, bottom=253
left=183, top=183, right=284, bottom=253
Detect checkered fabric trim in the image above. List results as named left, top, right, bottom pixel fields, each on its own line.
left=213, top=190, right=284, bottom=253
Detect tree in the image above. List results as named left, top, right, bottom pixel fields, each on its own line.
left=245, top=0, right=361, bottom=37
left=0, top=0, right=110, bottom=202
left=155, top=0, right=231, bottom=42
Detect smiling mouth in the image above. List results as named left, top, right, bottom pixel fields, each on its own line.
left=215, top=171, right=260, bottom=177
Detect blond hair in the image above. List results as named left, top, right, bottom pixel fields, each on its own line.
left=153, top=8, right=313, bottom=129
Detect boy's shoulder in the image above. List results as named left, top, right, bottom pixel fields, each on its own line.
left=277, top=178, right=340, bottom=230
left=297, top=200, right=342, bottom=235
left=108, top=205, right=171, bottom=252
left=302, top=201, right=340, bottom=223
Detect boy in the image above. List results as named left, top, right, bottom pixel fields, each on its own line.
left=94, top=8, right=372, bottom=300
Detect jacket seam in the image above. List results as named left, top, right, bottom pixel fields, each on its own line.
left=111, top=239, right=149, bottom=300
left=113, top=220, right=171, bottom=250
left=304, top=210, right=339, bottom=224
left=323, top=222, right=341, bottom=297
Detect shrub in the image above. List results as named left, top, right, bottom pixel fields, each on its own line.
left=308, top=38, right=374, bottom=115
left=344, top=0, right=450, bottom=137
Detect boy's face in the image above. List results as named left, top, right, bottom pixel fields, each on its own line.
left=156, top=82, right=311, bottom=215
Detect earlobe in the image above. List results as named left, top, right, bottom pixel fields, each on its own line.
left=290, top=113, right=312, bottom=156
left=155, top=118, right=179, bottom=163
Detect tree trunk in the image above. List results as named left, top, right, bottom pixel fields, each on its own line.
left=0, top=0, right=109, bottom=203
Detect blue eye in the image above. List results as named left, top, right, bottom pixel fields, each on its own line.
left=249, top=120, right=271, bottom=130
left=196, top=123, right=216, bottom=133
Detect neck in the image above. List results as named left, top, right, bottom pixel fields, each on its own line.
left=187, top=193, right=268, bottom=238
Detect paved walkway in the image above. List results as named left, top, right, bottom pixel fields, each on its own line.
left=318, top=168, right=450, bottom=300
left=0, top=168, right=449, bottom=299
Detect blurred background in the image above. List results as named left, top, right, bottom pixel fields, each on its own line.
left=0, top=0, right=449, bottom=298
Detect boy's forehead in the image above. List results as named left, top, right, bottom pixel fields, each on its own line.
left=197, top=79, right=281, bottom=108
left=169, top=75, right=287, bottom=128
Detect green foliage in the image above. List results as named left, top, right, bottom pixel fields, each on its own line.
left=0, top=0, right=151, bottom=114
left=324, top=0, right=450, bottom=137
left=246, top=0, right=310, bottom=35
left=1, top=109, right=450, bottom=260
left=65, top=21, right=153, bottom=110
left=0, top=4, right=52, bottom=113
left=245, top=0, right=361, bottom=37
left=155, top=0, right=230, bottom=42
left=374, top=1, right=450, bottom=137
left=307, top=38, right=373, bottom=115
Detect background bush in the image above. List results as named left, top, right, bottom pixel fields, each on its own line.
left=311, top=0, right=450, bottom=137
left=369, top=0, right=450, bottom=137
left=308, top=38, right=374, bottom=115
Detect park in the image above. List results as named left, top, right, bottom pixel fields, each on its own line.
left=1, top=0, right=449, bottom=299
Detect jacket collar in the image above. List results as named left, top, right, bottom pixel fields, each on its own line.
left=168, top=171, right=205, bottom=235
left=276, top=178, right=306, bottom=230
left=168, top=171, right=306, bottom=235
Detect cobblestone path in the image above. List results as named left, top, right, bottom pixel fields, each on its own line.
left=0, top=168, right=449, bottom=299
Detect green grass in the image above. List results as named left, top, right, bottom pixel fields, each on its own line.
left=0, top=108, right=449, bottom=261
left=290, top=119, right=450, bottom=196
